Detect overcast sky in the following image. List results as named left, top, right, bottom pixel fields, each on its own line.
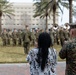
left=8, top=0, right=76, bottom=25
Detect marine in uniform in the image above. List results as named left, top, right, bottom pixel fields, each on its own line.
left=59, top=27, right=65, bottom=46
left=64, top=28, right=70, bottom=41
left=12, top=29, right=17, bottom=46
left=1, top=29, right=7, bottom=46
left=59, top=23, right=76, bottom=75
left=23, top=26, right=31, bottom=54
left=17, top=29, right=22, bottom=46
left=49, top=28, right=54, bottom=46
left=7, top=30, right=11, bottom=45
left=31, top=29, right=36, bottom=46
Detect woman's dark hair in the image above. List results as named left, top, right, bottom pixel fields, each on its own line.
left=37, top=32, right=52, bottom=71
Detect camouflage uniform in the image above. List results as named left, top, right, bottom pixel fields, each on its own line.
left=17, top=30, right=22, bottom=45
left=59, top=38, right=76, bottom=75
left=64, top=29, right=70, bottom=41
left=53, top=30, right=56, bottom=43
left=12, top=30, right=17, bottom=46
left=35, top=30, right=40, bottom=41
left=49, top=28, right=54, bottom=46
left=1, top=29, right=8, bottom=46
left=23, top=29, right=31, bottom=54
left=59, top=28, right=65, bottom=46
left=31, top=30, right=36, bottom=46
left=7, top=31, right=11, bottom=45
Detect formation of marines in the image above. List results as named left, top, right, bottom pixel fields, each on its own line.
left=49, top=25, right=70, bottom=47
left=0, top=24, right=70, bottom=54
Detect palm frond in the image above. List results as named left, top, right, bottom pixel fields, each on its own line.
left=0, top=0, right=14, bottom=18
left=60, top=2, right=69, bottom=9
left=57, top=3, right=63, bottom=14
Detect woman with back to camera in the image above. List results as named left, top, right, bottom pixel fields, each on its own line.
left=26, top=32, right=57, bottom=75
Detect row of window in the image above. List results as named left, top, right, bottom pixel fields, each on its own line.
left=2, top=19, right=38, bottom=21
left=15, top=11, right=34, bottom=13
left=1, top=19, right=43, bottom=21
left=12, top=7, right=35, bottom=9
left=2, top=24, right=51, bottom=25
left=2, top=18, right=52, bottom=21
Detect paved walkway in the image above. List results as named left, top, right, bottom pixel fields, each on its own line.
left=0, top=62, right=65, bottom=75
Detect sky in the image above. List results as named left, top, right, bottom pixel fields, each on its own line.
left=8, top=0, right=76, bottom=25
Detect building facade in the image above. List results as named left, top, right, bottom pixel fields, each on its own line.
left=2, top=3, right=58, bottom=30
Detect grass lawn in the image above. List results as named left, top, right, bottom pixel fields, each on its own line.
left=54, top=44, right=65, bottom=61
left=0, top=37, right=65, bottom=63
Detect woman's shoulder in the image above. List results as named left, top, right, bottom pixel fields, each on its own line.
left=29, top=48, right=38, bottom=54
left=49, top=48, right=56, bottom=52
left=49, top=48, right=57, bottom=54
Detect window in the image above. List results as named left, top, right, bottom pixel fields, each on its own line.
left=21, top=19, right=23, bottom=20
left=48, top=24, right=50, bottom=25
left=17, top=7, right=19, bottom=9
left=36, top=19, right=39, bottom=20
left=29, top=11, right=31, bottom=13
left=17, top=11, right=19, bottom=13
left=33, top=24, right=35, bottom=25
left=1, top=19, right=3, bottom=20
left=17, top=24, right=19, bottom=25
left=17, top=15, right=19, bottom=17
left=17, top=19, right=19, bottom=20
left=21, top=11, right=23, bottom=13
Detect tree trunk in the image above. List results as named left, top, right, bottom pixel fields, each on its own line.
left=69, top=0, right=72, bottom=23
left=0, top=11, right=2, bottom=36
left=45, top=15, right=48, bottom=30
left=53, top=4, right=56, bottom=26
left=0, top=16, right=2, bottom=36
left=45, top=8, right=48, bottom=30
left=53, top=11, right=56, bottom=26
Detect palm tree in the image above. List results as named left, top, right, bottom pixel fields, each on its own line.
left=45, top=0, right=63, bottom=26
left=61, top=0, right=73, bottom=23
left=33, top=0, right=55, bottom=30
left=0, top=0, right=14, bottom=36
left=33, top=0, right=48, bottom=30
left=68, top=0, right=73, bottom=23
left=52, top=0, right=58, bottom=26
left=60, top=0, right=76, bottom=23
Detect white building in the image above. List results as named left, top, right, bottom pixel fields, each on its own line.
left=2, top=3, right=58, bottom=30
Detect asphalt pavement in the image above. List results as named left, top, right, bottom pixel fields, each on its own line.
left=0, top=62, right=66, bottom=75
